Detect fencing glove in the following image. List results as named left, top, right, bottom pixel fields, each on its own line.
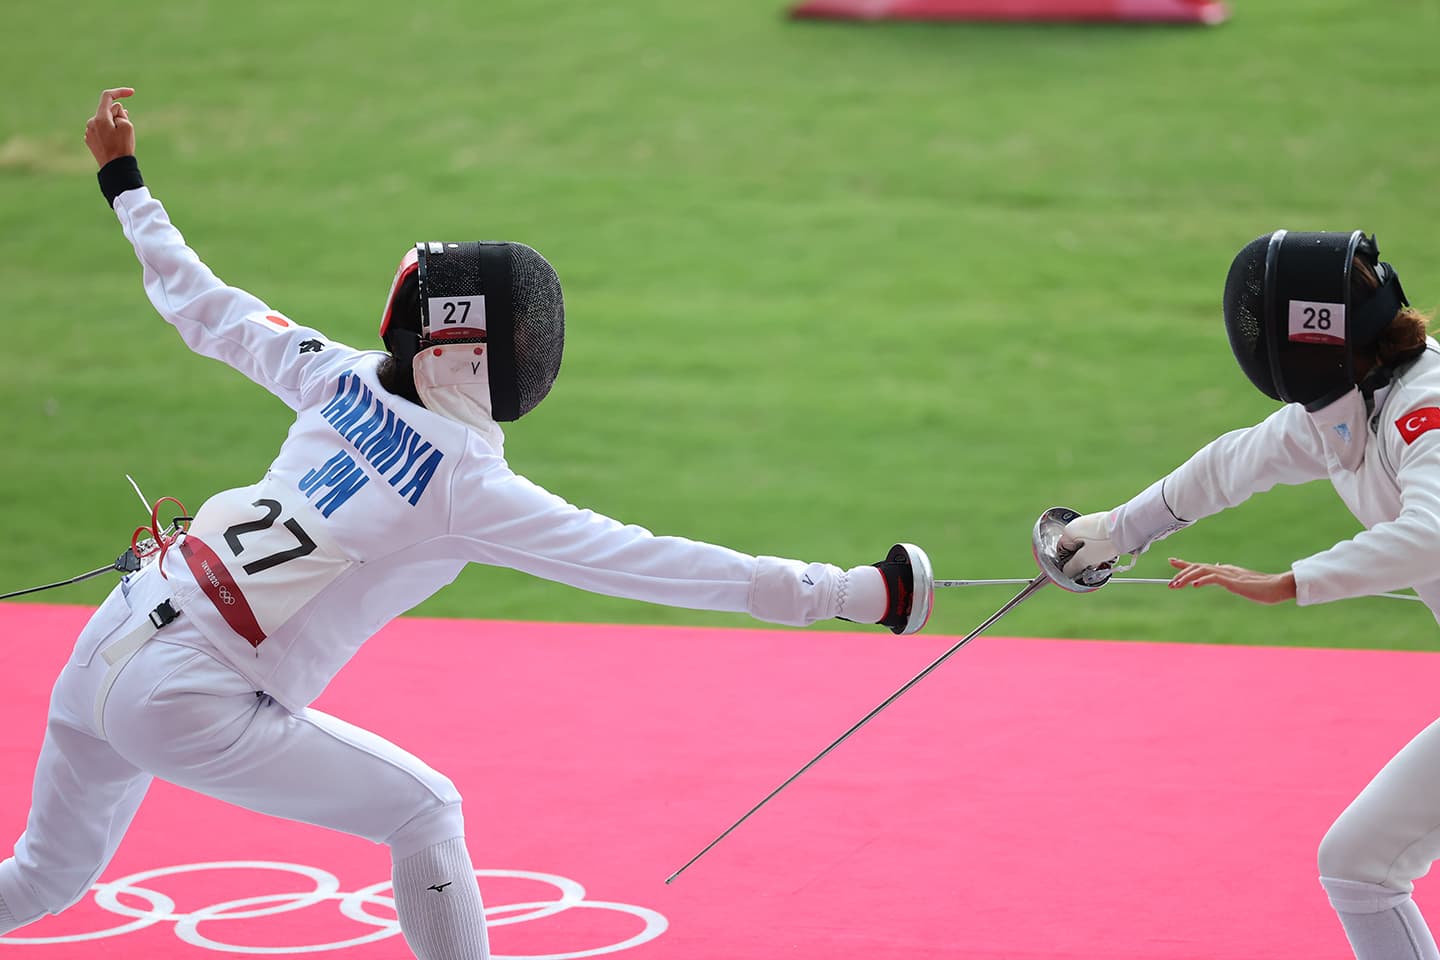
left=1059, top=512, right=1121, bottom=578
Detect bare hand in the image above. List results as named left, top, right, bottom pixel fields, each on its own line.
left=1167, top=557, right=1296, bottom=605
left=83, top=87, right=136, bottom=168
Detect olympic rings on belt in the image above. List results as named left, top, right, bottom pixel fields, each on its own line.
left=0, top=861, right=668, bottom=956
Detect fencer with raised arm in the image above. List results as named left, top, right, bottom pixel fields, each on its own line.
left=0, top=88, right=934, bottom=960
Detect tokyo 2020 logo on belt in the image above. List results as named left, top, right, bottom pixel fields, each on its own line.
left=0, top=861, right=667, bottom=957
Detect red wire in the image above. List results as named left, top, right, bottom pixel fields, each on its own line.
left=130, top=496, right=189, bottom=579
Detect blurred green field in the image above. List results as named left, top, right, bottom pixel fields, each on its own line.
left=3, top=1, right=1438, bottom=649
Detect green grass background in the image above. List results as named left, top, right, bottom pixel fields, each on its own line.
left=3, top=0, right=1438, bottom=649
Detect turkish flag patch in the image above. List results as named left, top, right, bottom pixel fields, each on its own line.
left=1396, top=407, right=1440, bottom=445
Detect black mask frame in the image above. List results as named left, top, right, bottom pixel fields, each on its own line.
left=381, top=242, right=524, bottom=422
left=1243, top=230, right=1409, bottom=411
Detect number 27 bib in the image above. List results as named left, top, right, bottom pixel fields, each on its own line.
left=181, top=483, right=352, bottom=646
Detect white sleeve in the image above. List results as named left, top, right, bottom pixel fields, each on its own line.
left=1111, top=403, right=1330, bottom=553
left=112, top=187, right=343, bottom=410
left=443, top=456, right=850, bottom=626
left=1292, top=415, right=1440, bottom=605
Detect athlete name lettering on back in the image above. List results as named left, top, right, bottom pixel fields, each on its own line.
left=318, top=370, right=445, bottom=506
left=1396, top=407, right=1440, bottom=446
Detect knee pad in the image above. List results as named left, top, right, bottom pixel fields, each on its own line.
left=387, top=801, right=466, bottom=861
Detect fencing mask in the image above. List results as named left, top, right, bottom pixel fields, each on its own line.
left=379, top=241, right=565, bottom=423
left=1223, top=230, right=1408, bottom=411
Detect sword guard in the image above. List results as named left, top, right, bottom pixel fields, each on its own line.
left=1032, top=506, right=1112, bottom=593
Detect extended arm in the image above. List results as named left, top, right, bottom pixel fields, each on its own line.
left=85, top=88, right=336, bottom=410
left=1159, top=420, right=1440, bottom=606
left=1061, top=402, right=1330, bottom=577
left=443, top=452, right=923, bottom=631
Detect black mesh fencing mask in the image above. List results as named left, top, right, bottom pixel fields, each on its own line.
left=380, top=241, right=564, bottom=422
left=1223, top=230, right=1408, bottom=411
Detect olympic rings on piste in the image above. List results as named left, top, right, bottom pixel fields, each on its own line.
left=0, top=861, right=668, bottom=957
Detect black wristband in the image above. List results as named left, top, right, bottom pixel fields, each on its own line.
left=97, top=156, right=144, bottom=207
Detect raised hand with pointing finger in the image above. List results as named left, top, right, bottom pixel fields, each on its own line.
left=83, top=87, right=136, bottom=168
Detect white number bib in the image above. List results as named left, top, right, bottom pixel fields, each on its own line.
left=182, top=482, right=352, bottom=645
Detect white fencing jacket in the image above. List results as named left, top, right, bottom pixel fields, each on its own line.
left=1111, top=343, right=1440, bottom=624
left=104, top=187, right=872, bottom=709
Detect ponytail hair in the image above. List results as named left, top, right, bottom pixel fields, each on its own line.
left=377, top=354, right=424, bottom=407
left=1351, top=256, right=1431, bottom=376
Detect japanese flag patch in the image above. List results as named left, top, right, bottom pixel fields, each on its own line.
left=1396, top=407, right=1440, bottom=445
left=248, top=311, right=295, bottom=332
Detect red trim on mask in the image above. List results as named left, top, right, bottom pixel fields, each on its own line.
left=379, top=247, right=420, bottom=339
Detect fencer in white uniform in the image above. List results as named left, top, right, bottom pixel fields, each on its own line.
left=1061, top=229, right=1440, bottom=960
left=0, top=89, right=935, bottom=960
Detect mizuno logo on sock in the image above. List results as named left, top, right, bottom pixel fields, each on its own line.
left=428, top=882, right=453, bottom=893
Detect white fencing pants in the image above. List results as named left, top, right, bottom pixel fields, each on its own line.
left=0, top=602, right=463, bottom=929
left=1319, top=716, right=1440, bottom=960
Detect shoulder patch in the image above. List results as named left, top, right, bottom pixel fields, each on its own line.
left=1395, top=407, right=1440, bottom=445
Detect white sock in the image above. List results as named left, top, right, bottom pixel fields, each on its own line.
left=0, top=889, right=16, bottom=934
left=392, top=837, right=490, bottom=960
left=1333, top=901, right=1440, bottom=960
left=1323, top=876, right=1440, bottom=960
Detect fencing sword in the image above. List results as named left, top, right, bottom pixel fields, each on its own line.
left=935, top=579, right=1423, bottom=602
left=665, top=506, right=1090, bottom=884
left=667, top=507, right=1427, bottom=882
left=934, top=512, right=1420, bottom=603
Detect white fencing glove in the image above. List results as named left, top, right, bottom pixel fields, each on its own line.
left=1059, top=511, right=1121, bottom=578
left=1060, top=481, right=1194, bottom=579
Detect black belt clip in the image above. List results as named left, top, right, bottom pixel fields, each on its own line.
left=148, top=600, right=181, bottom=629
